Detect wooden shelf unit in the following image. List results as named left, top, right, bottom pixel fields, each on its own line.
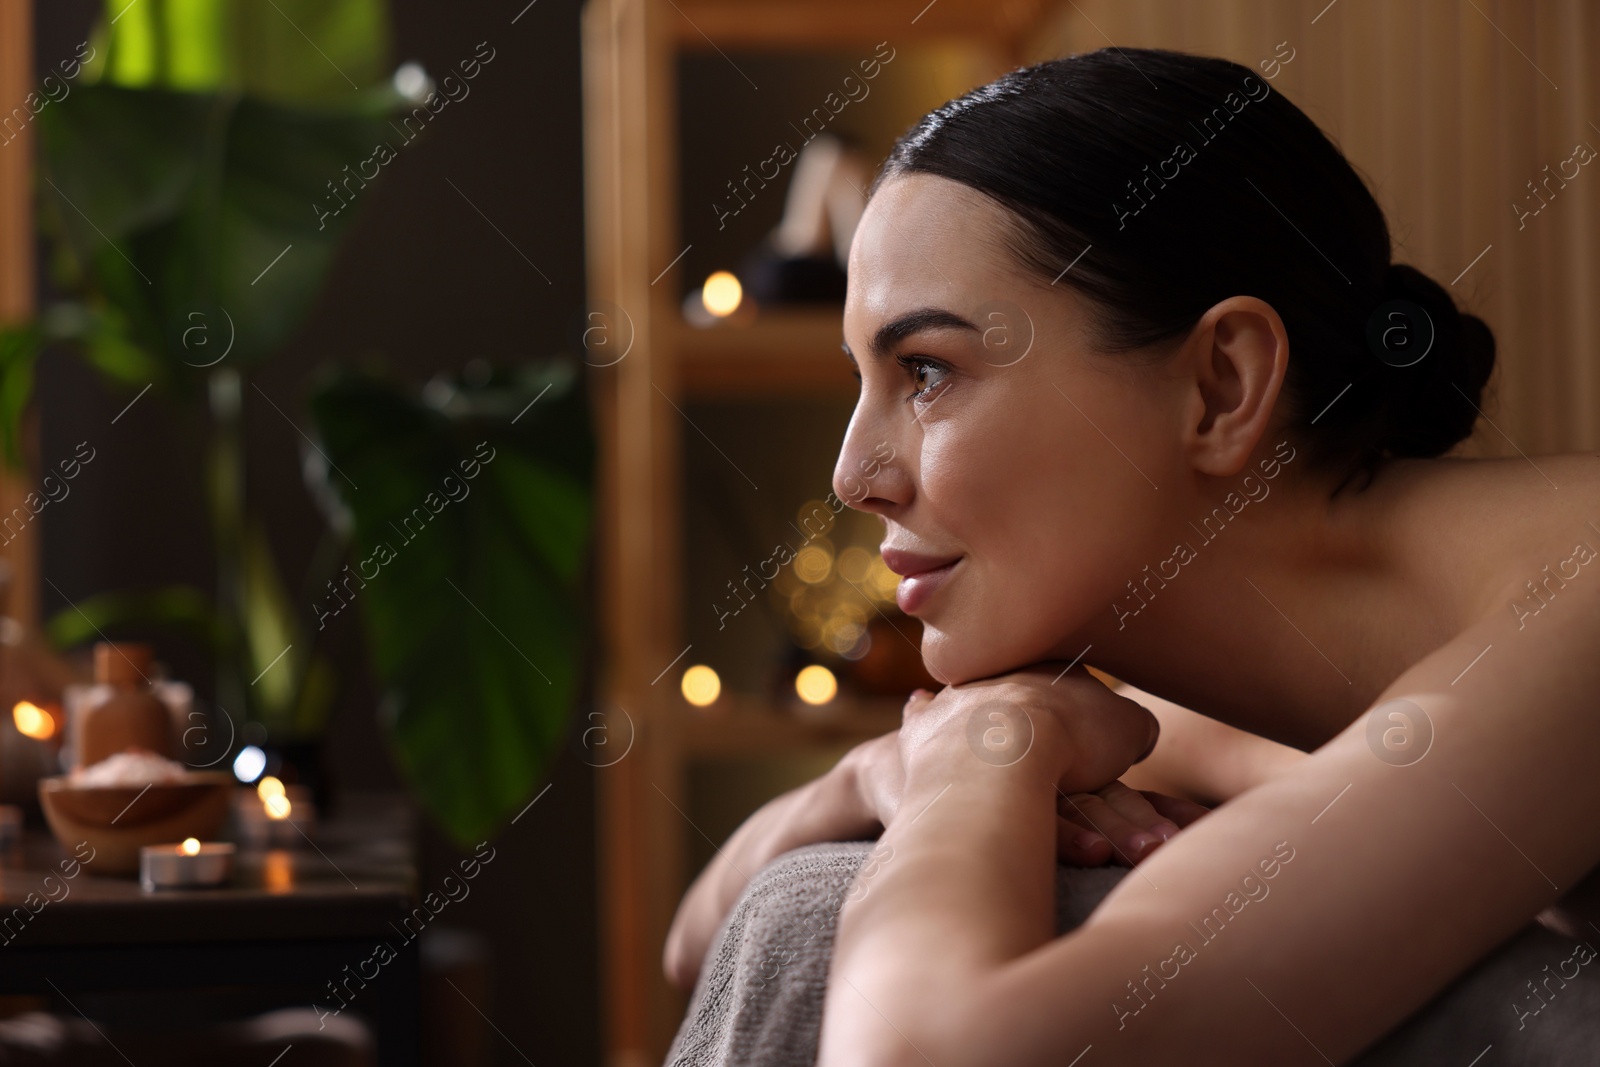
left=0, top=0, right=37, bottom=628
left=674, top=306, right=854, bottom=396
left=580, top=2, right=1047, bottom=1062
left=678, top=695, right=906, bottom=758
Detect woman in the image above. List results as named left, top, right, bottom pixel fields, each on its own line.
left=666, top=48, right=1600, bottom=1064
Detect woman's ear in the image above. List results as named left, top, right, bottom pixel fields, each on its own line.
left=1178, top=296, right=1289, bottom=477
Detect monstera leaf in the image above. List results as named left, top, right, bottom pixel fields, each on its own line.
left=0, top=0, right=403, bottom=433
left=34, top=83, right=400, bottom=386
left=308, top=360, right=595, bottom=844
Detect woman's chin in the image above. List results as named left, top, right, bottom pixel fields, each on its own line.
left=919, top=627, right=1030, bottom=687
left=916, top=627, right=959, bottom=686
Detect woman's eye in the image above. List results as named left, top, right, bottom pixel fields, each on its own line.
left=896, top=355, right=948, bottom=403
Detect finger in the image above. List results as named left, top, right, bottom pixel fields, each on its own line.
left=1058, top=793, right=1162, bottom=866
left=1141, top=790, right=1212, bottom=829
left=1046, top=676, right=1159, bottom=794
left=1093, top=780, right=1182, bottom=843
left=1056, top=817, right=1113, bottom=866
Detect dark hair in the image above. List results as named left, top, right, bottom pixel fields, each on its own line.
left=871, top=48, right=1495, bottom=486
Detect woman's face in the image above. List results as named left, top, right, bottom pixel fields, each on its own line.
left=835, top=173, right=1187, bottom=685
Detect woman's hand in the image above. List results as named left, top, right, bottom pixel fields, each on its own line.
left=850, top=683, right=1211, bottom=867
left=1057, top=780, right=1211, bottom=866
left=893, top=665, right=1160, bottom=793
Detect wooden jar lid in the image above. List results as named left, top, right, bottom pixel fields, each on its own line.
left=93, top=642, right=154, bottom=687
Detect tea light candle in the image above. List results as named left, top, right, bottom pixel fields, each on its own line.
left=140, top=837, right=235, bottom=891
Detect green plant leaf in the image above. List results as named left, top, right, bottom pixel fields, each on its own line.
left=97, top=0, right=395, bottom=105
left=0, top=326, right=41, bottom=468
left=241, top=519, right=302, bottom=734
left=308, top=360, right=594, bottom=844
left=44, top=585, right=220, bottom=651
left=35, top=84, right=401, bottom=379
left=290, top=650, right=339, bottom=738
left=81, top=303, right=167, bottom=386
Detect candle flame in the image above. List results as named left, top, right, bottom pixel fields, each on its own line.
left=264, top=794, right=292, bottom=820
left=12, top=701, right=56, bottom=740
left=180, top=838, right=201, bottom=856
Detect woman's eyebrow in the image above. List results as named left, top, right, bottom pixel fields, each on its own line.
left=841, top=306, right=981, bottom=364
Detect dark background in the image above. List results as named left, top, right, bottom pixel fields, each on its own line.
left=33, top=1, right=600, bottom=1063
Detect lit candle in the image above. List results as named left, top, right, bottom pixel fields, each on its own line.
left=139, top=837, right=235, bottom=891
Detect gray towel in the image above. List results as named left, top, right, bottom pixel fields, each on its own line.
left=666, top=841, right=1600, bottom=1066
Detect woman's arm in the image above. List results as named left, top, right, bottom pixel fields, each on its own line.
left=821, top=580, right=1600, bottom=1066
left=1114, top=681, right=1307, bottom=806
left=664, top=703, right=1205, bottom=990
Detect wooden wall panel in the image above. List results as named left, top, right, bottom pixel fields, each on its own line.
left=1559, top=0, right=1599, bottom=442
left=1025, top=0, right=1599, bottom=460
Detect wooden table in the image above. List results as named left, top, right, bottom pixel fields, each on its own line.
left=0, top=792, right=421, bottom=1066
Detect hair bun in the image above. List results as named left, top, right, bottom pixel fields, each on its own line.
left=1365, top=262, right=1496, bottom=459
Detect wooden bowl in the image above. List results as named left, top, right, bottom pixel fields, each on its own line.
left=38, top=772, right=234, bottom=875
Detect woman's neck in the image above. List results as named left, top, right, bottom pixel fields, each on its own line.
left=1075, top=457, right=1465, bottom=750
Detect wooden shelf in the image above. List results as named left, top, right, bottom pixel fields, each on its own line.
left=673, top=306, right=855, bottom=397
left=678, top=694, right=902, bottom=757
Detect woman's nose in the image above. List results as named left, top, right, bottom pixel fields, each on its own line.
left=833, top=423, right=906, bottom=515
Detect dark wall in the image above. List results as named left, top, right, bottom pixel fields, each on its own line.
left=32, top=2, right=599, bottom=1064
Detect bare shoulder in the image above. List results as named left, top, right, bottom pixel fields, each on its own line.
left=1460, top=453, right=1600, bottom=621
left=991, top=536, right=1600, bottom=1063
left=1415, top=451, right=1600, bottom=531
left=1376, top=452, right=1600, bottom=620
left=1487, top=451, right=1600, bottom=537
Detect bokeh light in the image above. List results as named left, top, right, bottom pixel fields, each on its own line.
left=702, top=271, right=742, bottom=317
left=681, top=664, right=722, bottom=707
left=232, top=745, right=266, bottom=783
left=838, top=546, right=873, bottom=584
left=12, top=701, right=56, bottom=740
left=795, top=665, right=838, bottom=705
left=794, top=544, right=833, bottom=584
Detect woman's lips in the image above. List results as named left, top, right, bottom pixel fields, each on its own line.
left=894, top=558, right=960, bottom=615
